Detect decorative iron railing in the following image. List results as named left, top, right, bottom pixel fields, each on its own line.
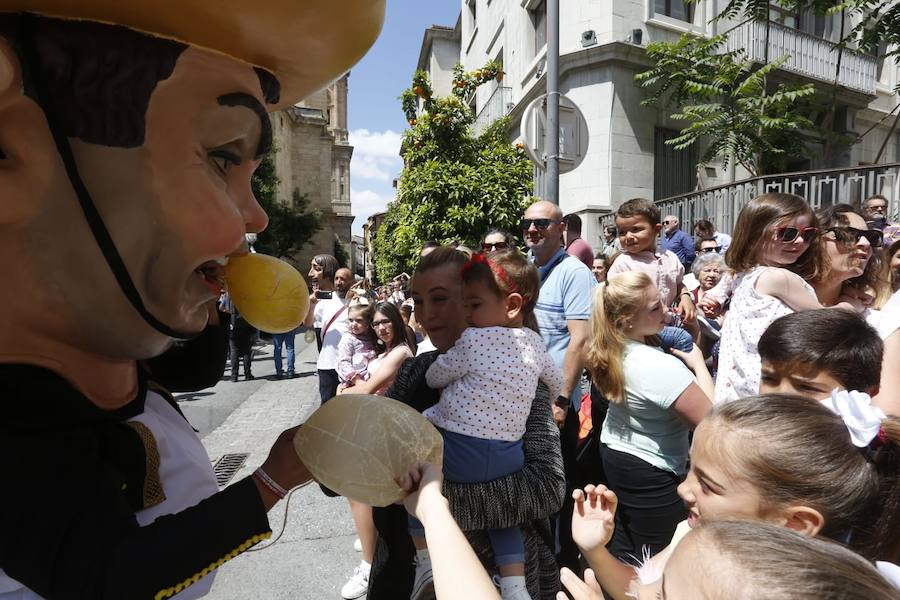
left=599, top=162, right=900, bottom=234
left=473, top=86, right=513, bottom=135
left=724, top=20, right=878, bottom=95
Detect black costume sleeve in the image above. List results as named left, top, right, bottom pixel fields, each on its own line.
left=0, top=365, right=272, bottom=600
left=0, top=424, right=271, bottom=600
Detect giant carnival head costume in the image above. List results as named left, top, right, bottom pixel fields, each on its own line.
left=0, top=2, right=384, bottom=369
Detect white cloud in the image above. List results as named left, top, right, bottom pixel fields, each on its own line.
left=351, top=187, right=395, bottom=236
left=350, top=129, right=403, bottom=183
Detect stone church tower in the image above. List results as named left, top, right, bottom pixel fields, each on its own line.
left=269, top=74, right=353, bottom=272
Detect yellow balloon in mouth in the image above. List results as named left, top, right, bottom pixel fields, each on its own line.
left=224, top=253, right=309, bottom=334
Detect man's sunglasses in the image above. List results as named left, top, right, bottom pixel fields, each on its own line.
left=482, top=241, right=510, bottom=251
left=698, top=246, right=721, bottom=254
left=773, top=226, right=818, bottom=244
left=521, top=218, right=561, bottom=231
left=824, top=226, right=884, bottom=248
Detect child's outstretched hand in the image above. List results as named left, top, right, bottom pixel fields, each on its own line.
left=570, top=484, right=618, bottom=553
left=675, top=294, right=696, bottom=323
left=557, top=567, right=604, bottom=600
left=397, top=460, right=446, bottom=520
left=697, top=296, right=721, bottom=318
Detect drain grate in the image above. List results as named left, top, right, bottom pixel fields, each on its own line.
left=213, top=452, right=249, bottom=487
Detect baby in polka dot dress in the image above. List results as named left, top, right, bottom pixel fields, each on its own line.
left=408, top=250, right=562, bottom=600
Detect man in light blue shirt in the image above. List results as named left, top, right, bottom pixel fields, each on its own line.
left=523, top=200, right=595, bottom=417
left=522, top=199, right=595, bottom=574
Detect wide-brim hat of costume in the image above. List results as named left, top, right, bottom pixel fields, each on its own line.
left=0, top=0, right=386, bottom=110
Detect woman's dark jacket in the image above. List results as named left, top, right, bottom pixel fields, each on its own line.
left=368, top=351, right=566, bottom=599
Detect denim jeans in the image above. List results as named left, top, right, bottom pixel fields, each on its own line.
left=272, top=330, right=296, bottom=376
left=409, top=429, right=526, bottom=566
left=658, top=325, right=694, bottom=352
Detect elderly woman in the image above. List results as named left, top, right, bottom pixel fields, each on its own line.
left=690, top=253, right=726, bottom=305
left=689, top=253, right=727, bottom=359
left=812, top=203, right=900, bottom=415
left=368, top=247, right=566, bottom=600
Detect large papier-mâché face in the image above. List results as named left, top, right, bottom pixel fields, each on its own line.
left=7, top=43, right=269, bottom=359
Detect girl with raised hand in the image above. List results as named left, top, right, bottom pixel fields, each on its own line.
left=585, top=271, right=713, bottom=565
left=568, top=393, right=900, bottom=600
left=560, top=521, right=900, bottom=600
left=714, top=193, right=863, bottom=402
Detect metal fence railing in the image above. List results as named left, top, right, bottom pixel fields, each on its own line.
left=599, top=162, right=900, bottom=234
left=724, top=20, right=878, bottom=95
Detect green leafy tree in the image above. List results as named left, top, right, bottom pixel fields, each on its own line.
left=636, top=33, right=815, bottom=176
left=373, top=62, right=532, bottom=280
left=710, top=0, right=900, bottom=162
left=251, top=152, right=322, bottom=258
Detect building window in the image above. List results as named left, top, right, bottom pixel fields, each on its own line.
left=654, top=0, right=694, bottom=23
left=771, top=3, right=800, bottom=29
left=466, top=0, right=477, bottom=31
left=531, top=0, right=546, bottom=57
left=339, top=165, right=346, bottom=198
left=654, top=128, right=697, bottom=200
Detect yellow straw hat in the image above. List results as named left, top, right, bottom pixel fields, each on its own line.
left=0, top=0, right=385, bottom=110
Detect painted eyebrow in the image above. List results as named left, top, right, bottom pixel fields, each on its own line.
left=217, top=92, right=273, bottom=159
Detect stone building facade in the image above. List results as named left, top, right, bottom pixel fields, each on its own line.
left=269, top=74, right=354, bottom=271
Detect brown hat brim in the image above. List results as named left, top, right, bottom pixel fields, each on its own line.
left=0, top=0, right=385, bottom=110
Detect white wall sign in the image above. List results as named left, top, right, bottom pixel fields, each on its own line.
left=520, top=93, right=589, bottom=174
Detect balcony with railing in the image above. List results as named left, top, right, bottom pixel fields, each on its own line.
left=724, top=20, right=878, bottom=95
left=472, top=86, right=513, bottom=135
left=600, top=162, right=900, bottom=235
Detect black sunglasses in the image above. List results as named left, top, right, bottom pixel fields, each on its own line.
left=482, top=241, right=510, bottom=251
left=825, top=226, right=883, bottom=248
left=521, top=218, right=561, bottom=231
left=699, top=246, right=721, bottom=254
left=773, top=226, right=818, bottom=244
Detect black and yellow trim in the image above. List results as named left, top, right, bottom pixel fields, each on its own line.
left=154, top=531, right=273, bottom=600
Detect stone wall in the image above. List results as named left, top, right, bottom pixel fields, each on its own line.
left=268, top=74, right=354, bottom=273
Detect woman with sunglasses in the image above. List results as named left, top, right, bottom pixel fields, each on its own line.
left=713, top=193, right=862, bottom=403
left=482, top=228, right=516, bottom=254
left=811, top=204, right=900, bottom=416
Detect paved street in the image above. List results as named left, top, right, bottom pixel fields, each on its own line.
left=177, top=340, right=362, bottom=599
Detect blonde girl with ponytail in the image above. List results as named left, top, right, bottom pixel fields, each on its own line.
left=585, top=271, right=714, bottom=565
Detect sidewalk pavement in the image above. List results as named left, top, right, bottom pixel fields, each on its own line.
left=185, top=342, right=363, bottom=600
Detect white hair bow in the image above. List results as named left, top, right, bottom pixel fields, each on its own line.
left=820, top=389, right=886, bottom=448
left=877, top=561, right=900, bottom=590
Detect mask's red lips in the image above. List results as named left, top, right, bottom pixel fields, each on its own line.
left=195, top=259, right=227, bottom=295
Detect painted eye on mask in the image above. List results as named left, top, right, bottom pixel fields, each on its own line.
left=209, top=149, right=242, bottom=175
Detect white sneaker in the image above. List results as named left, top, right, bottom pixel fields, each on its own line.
left=410, top=556, right=434, bottom=600
left=340, top=562, right=370, bottom=599
left=500, top=587, right=532, bottom=600
left=499, top=575, right=531, bottom=600
left=353, top=537, right=362, bottom=552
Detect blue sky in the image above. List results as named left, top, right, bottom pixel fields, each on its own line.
left=348, top=0, right=460, bottom=236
